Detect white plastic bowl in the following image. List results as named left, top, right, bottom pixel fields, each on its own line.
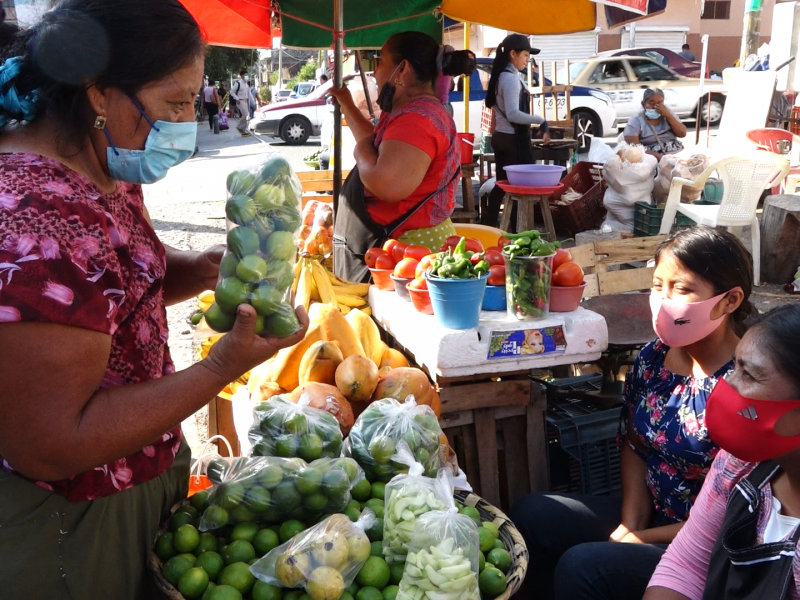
left=505, top=164, right=565, bottom=187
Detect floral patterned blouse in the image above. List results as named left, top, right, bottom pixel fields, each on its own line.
left=623, top=339, right=732, bottom=523
left=0, top=153, right=182, bottom=502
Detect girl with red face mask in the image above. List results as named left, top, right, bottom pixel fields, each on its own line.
left=510, top=225, right=754, bottom=600
left=646, top=304, right=800, bottom=600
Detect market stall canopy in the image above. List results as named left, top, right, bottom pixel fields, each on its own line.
left=440, top=0, right=596, bottom=35
left=179, top=0, right=276, bottom=48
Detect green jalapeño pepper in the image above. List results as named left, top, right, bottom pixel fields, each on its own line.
left=506, top=229, right=541, bottom=241
left=473, top=259, right=490, bottom=275
left=534, top=242, right=556, bottom=256
left=453, top=237, right=467, bottom=256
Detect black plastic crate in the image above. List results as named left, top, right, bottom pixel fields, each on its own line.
left=546, top=395, right=621, bottom=450
left=633, top=200, right=713, bottom=237
left=531, top=373, right=603, bottom=404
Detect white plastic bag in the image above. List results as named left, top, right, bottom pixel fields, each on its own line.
left=588, top=137, right=616, bottom=164
left=601, top=152, right=658, bottom=232
left=653, top=154, right=710, bottom=204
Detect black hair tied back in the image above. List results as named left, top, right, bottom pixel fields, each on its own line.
left=440, top=47, right=477, bottom=78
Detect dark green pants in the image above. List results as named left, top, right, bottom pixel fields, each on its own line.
left=0, top=441, right=190, bottom=600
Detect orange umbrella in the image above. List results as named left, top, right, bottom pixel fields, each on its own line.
left=179, top=0, right=276, bottom=48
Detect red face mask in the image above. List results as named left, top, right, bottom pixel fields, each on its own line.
left=706, top=378, right=800, bottom=463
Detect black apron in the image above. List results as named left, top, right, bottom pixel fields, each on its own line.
left=333, top=166, right=459, bottom=283
left=703, top=461, right=800, bottom=600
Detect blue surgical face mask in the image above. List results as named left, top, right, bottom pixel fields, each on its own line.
left=644, top=108, right=660, bottom=119
left=104, top=97, right=197, bottom=184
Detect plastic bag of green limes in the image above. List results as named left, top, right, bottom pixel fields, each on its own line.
left=198, top=455, right=365, bottom=532
left=342, top=396, right=446, bottom=483
left=250, top=510, right=376, bottom=599
left=248, top=394, right=343, bottom=461
left=203, top=154, right=304, bottom=335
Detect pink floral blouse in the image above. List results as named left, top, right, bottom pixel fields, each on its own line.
left=0, top=153, right=181, bottom=502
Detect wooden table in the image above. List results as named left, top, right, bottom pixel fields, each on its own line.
left=495, top=180, right=562, bottom=240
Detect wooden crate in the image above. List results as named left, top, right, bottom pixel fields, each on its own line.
left=296, top=169, right=350, bottom=207
left=206, top=395, right=241, bottom=457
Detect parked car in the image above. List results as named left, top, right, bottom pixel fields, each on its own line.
left=289, top=82, right=317, bottom=100
left=450, top=57, right=618, bottom=152
left=274, top=89, right=292, bottom=103
left=566, top=56, right=725, bottom=127
left=597, top=47, right=709, bottom=78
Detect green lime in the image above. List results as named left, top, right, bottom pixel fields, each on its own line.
left=364, top=499, right=385, bottom=519
left=208, top=584, right=243, bottom=600
left=253, top=528, right=280, bottom=556
left=201, top=582, right=216, bottom=600
left=413, top=447, right=430, bottom=466
left=155, top=531, right=177, bottom=561
left=263, top=231, right=296, bottom=261
left=370, top=541, right=383, bottom=557
left=250, top=283, right=284, bottom=316
left=482, top=521, right=500, bottom=536
left=215, top=277, right=250, bottom=313
left=219, top=562, right=256, bottom=595
left=283, top=592, right=304, bottom=600
left=344, top=505, right=361, bottom=522
left=170, top=511, right=196, bottom=532
left=479, top=567, right=507, bottom=596
left=479, top=551, right=486, bottom=572
left=226, top=540, right=256, bottom=564
left=284, top=412, right=308, bottom=435
left=297, top=433, right=323, bottom=462
left=264, top=305, right=300, bottom=338
left=253, top=183, right=285, bottom=212
left=321, top=469, right=350, bottom=498
left=253, top=440, right=276, bottom=458
left=230, top=505, right=255, bottom=523
left=220, top=483, right=246, bottom=511
left=274, top=435, right=298, bottom=457
left=244, top=486, right=272, bottom=514
left=264, top=260, right=294, bottom=291
left=227, top=226, right=260, bottom=258
left=175, top=524, right=201, bottom=554
left=279, top=519, right=306, bottom=543
left=271, top=204, right=302, bottom=232
left=178, top=566, right=210, bottom=599
left=163, top=555, right=195, bottom=586
left=257, top=464, right=284, bottom=489
left=227, top=170, right=256, bottom=196
left=493, top=539, right=505, bottom=550
left=257, top=155, right=292, bottom=187
left=177, top=553, right=198, bottom=566
left=195, top=551, right=224, bottom=582
left=479, top=526, right=497, bottom=553
left=459, top=506, right=481, bottom=525
left=226, top=195, right=258, bottom=226
left=296, top=468, right=323, bottom=495
left=355, top=587, right=383, bottom=600
left=272, top=480, right=302, bottom=511
left=204, top=303, right=236, bottom=333
left=219, top=253, right=240, bottom=278
left=389, top=562, right=404, bottom=585
left=303, top=492, right=329, bottom=512
left=369, top=437, right=396, bottom=465
left=356, top=556, right=391, bottom=590
left=347, top=582, right=360, bottom=595
left=366, top=517, right=383, bottom=542
left=382, top=585, right=399, bottom=600
left=370, top=482, right=386, bottom=501
left=196, top=532, right=220, bottom=555
left=178, top=505, right=201, bottom=521
left=252, top=580, right=283, bottom=600
left=486, top=547, right=512, bottom=573
left=202, top=505, right=230, bottom=530
left=351, top=479, right=371, bottom=503
left=236, top=254, right=268, bottom=284
left=372, top=463, right=396, bottom=483
left=339, top=593, right=355, bottom=600
left=191, top=490, right=211, bottom=512
left=251, top=216, right=275, bottom=242
left=230, top=522, right=260, bottom=544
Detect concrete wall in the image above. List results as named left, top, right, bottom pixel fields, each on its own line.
left=597, top=0, right=780, bottom=72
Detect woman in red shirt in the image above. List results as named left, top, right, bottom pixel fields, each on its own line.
left=330, top=31, right=476, bottom=282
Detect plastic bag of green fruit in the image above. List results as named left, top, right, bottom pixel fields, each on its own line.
left=248, top=394, right=343, bottom=461
left=197, top=455, right=365, bottom=532
left=397, top=506, right=481, bottom=600
left=203, top=154, right=304, bottom=336
left=383, top=442, right=454, bottom=565
left=250, top=510, right=376, bottom=599
left=342, top=396, right=446, bottom=483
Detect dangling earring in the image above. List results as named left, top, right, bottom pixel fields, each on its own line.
left=94, top=114, right=107, bottom=130
left=394, top=79, right=404, bottom=87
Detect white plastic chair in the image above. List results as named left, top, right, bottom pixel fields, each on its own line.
left=658, top=153, right=790, bottom=285
left=787, top=174, right=800, bottom=195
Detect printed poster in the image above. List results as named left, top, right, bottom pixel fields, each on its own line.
left=589, top=0, right=648, bottom=15
left=487, top=326, right=567, bottom=360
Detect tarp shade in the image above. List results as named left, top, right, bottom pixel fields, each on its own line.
left=179, top=0, right=274, bottom=48
left=441, top=0, right=596, bottom=35
left=277, top=0, right=443, bottom=48
left=604, top=0, right=668, bottom=28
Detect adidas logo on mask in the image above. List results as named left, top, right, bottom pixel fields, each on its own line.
left=738, top=406, right=758, bottom=420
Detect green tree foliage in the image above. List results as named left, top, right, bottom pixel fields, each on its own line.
left=205, top=46, right=256, bottom=82
left=297, top=60, right=318, bottom=82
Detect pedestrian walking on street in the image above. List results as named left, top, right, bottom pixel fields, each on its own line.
left=204, top=78, right=222, bottom=133
left=249, top=83, right=258, bottom=119
left=232, top=69, right=251, bottom=136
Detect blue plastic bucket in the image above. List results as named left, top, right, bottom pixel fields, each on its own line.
left=426, top=274, right=488, bottom=329
left=481, top=284, right=507, bottom=311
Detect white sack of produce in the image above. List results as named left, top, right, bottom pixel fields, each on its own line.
left=601, top=151, right=658, bottom=232
left=588, top=136, right=616, bottom=164
left=653, top=154, right=710, bottom=204
left=348, top=77, right=381, bottom=120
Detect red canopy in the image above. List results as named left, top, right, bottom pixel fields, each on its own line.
left=179, top=0, right=276, bottom=48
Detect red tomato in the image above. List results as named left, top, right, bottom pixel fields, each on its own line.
left=403, top=245, right=430, bottom=262
left=375, top=254, right=395, bottom=270
left=470, top=252, right=483, bottom=265
left=391, top=242, right=409, bottom=264
left=408, top=276, right=428, bottom=291
left=553, top=248, right=573, bottom=272
left=440, top=236, right=483, bottom=253
left=497, top=235, right=511, bottom=247
left=487, top=264, right=506, bottom=286
left=365, top=247, right=388, bottom=268
left=393, top=257, right=419, bottom=279
left=382, top=239, right=400, bottom=254
left=415, top=254, right=435, bottom=278
left=552, top=262, right=585, bottom=287
left=485, top=245, right=503, bottom=254
left=484, top=250, right=505, bottom=266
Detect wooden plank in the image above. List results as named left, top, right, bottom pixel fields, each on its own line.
left=597, top=267, right=655, bottom=296
left=209, top=396, right=241, bottom=457
left=568, top=243, right=597, bottom=271
left=437, top=371, right=532, bottom=386
left=296, top=170, right=351, bottom=181
left=582, top=273, right=600, bottom=299
left=594, top=235, right=667, bottom=267
left=474, top=408, right=501, bottom=506
left=500, top=416, right=530, bottom=507
left=439, top=380, right=530, bottom=414
left=461, top=424, right=481, bottom=494
left=526, top=396, right=549, bottom=492
left=494, top=405, right=529, bottom=420
left=301, top=181, right=340, bottom=192
left=440, top=410, right=475, bottom=429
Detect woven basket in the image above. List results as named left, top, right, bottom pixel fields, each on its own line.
left=454, top=489, right=529, bottom=600
left=151, top=492, right=529, bottom=600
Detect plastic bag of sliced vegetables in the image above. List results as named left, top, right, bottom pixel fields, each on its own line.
left=203, top=154, right=304, bottom=336
left=197, top=455, right=365, bottom=532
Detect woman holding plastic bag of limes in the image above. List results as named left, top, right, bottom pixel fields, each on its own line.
left=0, top=2, right=307, bottom=599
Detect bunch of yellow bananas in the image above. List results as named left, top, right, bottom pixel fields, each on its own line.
left=292, top=257, right=371, bottom=315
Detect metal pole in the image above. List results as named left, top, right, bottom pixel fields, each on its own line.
left=333, top=0, right=344, bottom=212
left=463, top=22, right=470, bottom=131
left=695, top=34, right=709, bottom=146
left=277, top=39, right=283, bottom=90
left=628, top=22, right=636, bottom=48
left=355, top=51, right=375, bottom=120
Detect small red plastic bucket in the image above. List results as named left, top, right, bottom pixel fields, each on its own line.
left=457, top=133, right=475, bottom=164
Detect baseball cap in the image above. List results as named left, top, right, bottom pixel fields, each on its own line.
left=500, top=34, right=540, bottom=55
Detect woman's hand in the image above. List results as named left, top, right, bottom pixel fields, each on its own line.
left=194, top=245, right=225, bottom=291
left=203, top=304, right=309, bottom=384
left=609, top=523, right=633, bottom=542
left=328, top=85, right=355, bottom=110
left=542, top=132, right=552, bottom=144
